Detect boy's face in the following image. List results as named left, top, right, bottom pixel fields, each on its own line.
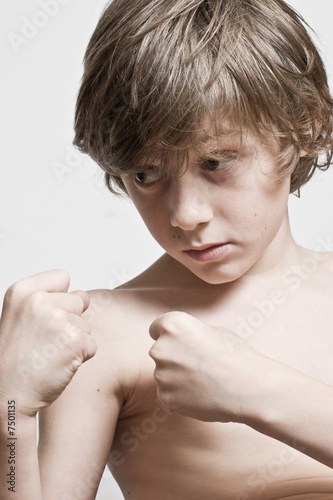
left=121, top=131, right=291, bottom=284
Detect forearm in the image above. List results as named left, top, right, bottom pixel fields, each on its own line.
left=246, top=355, right=333, bottom=468
left=0, top=407, right=42, bottom=499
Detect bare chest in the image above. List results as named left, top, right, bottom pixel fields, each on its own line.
left=108, top=278, right=333, bottom=499
left=223, top=282, right=333, bottom=385
left=109, top=381, right=333, bottom=500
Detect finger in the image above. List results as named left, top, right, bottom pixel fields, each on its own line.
left=148, top=344, right=157, bottom=361
left=11, top=269, right=71, bottom=295
left=63, top=313, right=92, bottom=337
left=81, top=333, right=98, bottom=363
left=64, top=321, right=97, bottom=363
left=69, top=290, right=90, bottom=313
left=47, top=292, right=89, bottom=315
left=149, top=311, right=190, bottom=341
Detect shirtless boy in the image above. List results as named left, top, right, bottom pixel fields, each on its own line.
left=1, top=0, right=333, bottom=499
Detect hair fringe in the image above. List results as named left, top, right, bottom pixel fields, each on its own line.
left=74, top=0, right=333, bottom=195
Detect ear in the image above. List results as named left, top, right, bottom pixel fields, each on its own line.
left=299, top=150, right=308, bottom=157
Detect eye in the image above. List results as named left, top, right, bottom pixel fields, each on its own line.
left=135, top=172, right=147, bottom=183
left=134, top=167, right=162, bottom=185
left=203, top=152, right=237, bottom=172
left=204, top=159, right=225, bottom=171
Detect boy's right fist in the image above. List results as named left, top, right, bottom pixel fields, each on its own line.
left=0, top=270, right=97, bottom=416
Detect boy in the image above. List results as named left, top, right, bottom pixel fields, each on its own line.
left=1, top=0, right=333, bottom=499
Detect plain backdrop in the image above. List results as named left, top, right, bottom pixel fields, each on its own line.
left=1, top=1, right=332, bottom=499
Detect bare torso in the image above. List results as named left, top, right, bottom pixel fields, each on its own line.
left=90, top=248, right=333, bottom=499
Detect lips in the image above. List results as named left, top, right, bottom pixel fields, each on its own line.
left=183, top=243, right=230, bottom=263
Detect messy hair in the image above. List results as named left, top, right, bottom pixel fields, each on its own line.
left=74, top=0, right=333, bottom=195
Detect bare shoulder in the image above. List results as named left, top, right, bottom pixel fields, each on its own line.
left=295, top=246, right=333, bottom=297
left=322, top=251, right=333, bottom=274
left=81, top=256, right=178, bottom=397
left=81, top=289, right=151, bottom=396
left=85, top=258, right=176, bottom=341
left=294, top=244, right=333, bottom=271
left=85, top=253, right=190, bottom=334
left=307, top=248, right=333, bottom=281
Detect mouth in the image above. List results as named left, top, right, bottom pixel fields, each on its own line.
left=183, top=243, right=230, bottom=263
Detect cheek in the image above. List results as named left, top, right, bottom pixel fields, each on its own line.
left=124, top=184, right=158, bottom=220
left=221, top=176, right=290, bottom=236
left=130, top=197, right=169, bottom=237
left=258, top=187, right=290, bottom=239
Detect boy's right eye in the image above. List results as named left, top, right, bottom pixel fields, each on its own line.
left=134, top=167, right=162, bottom=185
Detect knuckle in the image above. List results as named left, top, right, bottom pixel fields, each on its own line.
left=69, top=354, right=83, bottom=371
left=41, top=308, right=68, bottom=333
left=63, top=322, right=89, bottom=350
left=63, top=321, right=80, bottom=341
left=28, top=290, right=48, bottom=311
left=56, top=269, right=70, bottom=283
left=49, top=307, right=66, bottom=324
left=82, top=336, right=97, bottom=361
left=149, top=343, right=166, bottom=363
left=153, top=367, right=163, bottom=384
left=4, top=281, right=27, bottom=305
left=149, top=344, right=159, bottom=360
left=160, top=311, right=189, bottom=333
left=157, top=389, right=171, bottom=408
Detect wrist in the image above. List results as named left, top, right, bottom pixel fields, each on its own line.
left=237, top=352, right=288, bottom=429
left=240, top=353, right=310, bottom=433
left=0, top=399, right=37, bottom=440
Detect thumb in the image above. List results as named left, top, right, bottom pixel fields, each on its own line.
left=149, top=317, right=162, bottom=341
left=70, top=290, right=90, bottom=313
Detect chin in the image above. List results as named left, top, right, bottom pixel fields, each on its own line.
left=190, top=264, right=249, bottom=286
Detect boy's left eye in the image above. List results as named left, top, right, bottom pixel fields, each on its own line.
left=203, top=158, right=234, bottom=172
left=203, top=151, right=237, bottom=172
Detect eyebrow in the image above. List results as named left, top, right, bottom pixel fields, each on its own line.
left=135, top=132, right=244, bottom=167
left=200, top=132, right=242, bottom=144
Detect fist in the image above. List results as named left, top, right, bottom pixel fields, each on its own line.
left=149, top=311, right=261, bottom=423
left=0, top=270, right=97, bottom=416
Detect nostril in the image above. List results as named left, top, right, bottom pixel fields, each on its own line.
left=169, top=176, right=214, bottom=229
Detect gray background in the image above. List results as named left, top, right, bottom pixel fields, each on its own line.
left=0, top=1, right=332, bottom=498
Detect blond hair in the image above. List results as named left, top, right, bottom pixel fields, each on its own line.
left=74, top=0, right=333, bottom=195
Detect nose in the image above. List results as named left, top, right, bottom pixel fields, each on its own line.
left=169, top=172, right=214, bottom=230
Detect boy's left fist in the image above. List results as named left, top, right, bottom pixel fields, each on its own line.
left=149, top=311, right=263, bottom=423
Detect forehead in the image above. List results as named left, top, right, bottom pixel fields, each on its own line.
left=137, top=127, right=271, bottom=168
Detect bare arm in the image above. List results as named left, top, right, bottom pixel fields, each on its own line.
left=0, top=271, right=121, bottom=499
left=0, top=412, right=42, bottom=499
left=38, top=347, right=123, bottom=500
left=0, top=360, right=121, bottom=500
left=246, top=356, right=333, bottom=469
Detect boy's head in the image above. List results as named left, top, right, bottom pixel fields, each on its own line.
left=74, top=0, right=333, bottom=196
